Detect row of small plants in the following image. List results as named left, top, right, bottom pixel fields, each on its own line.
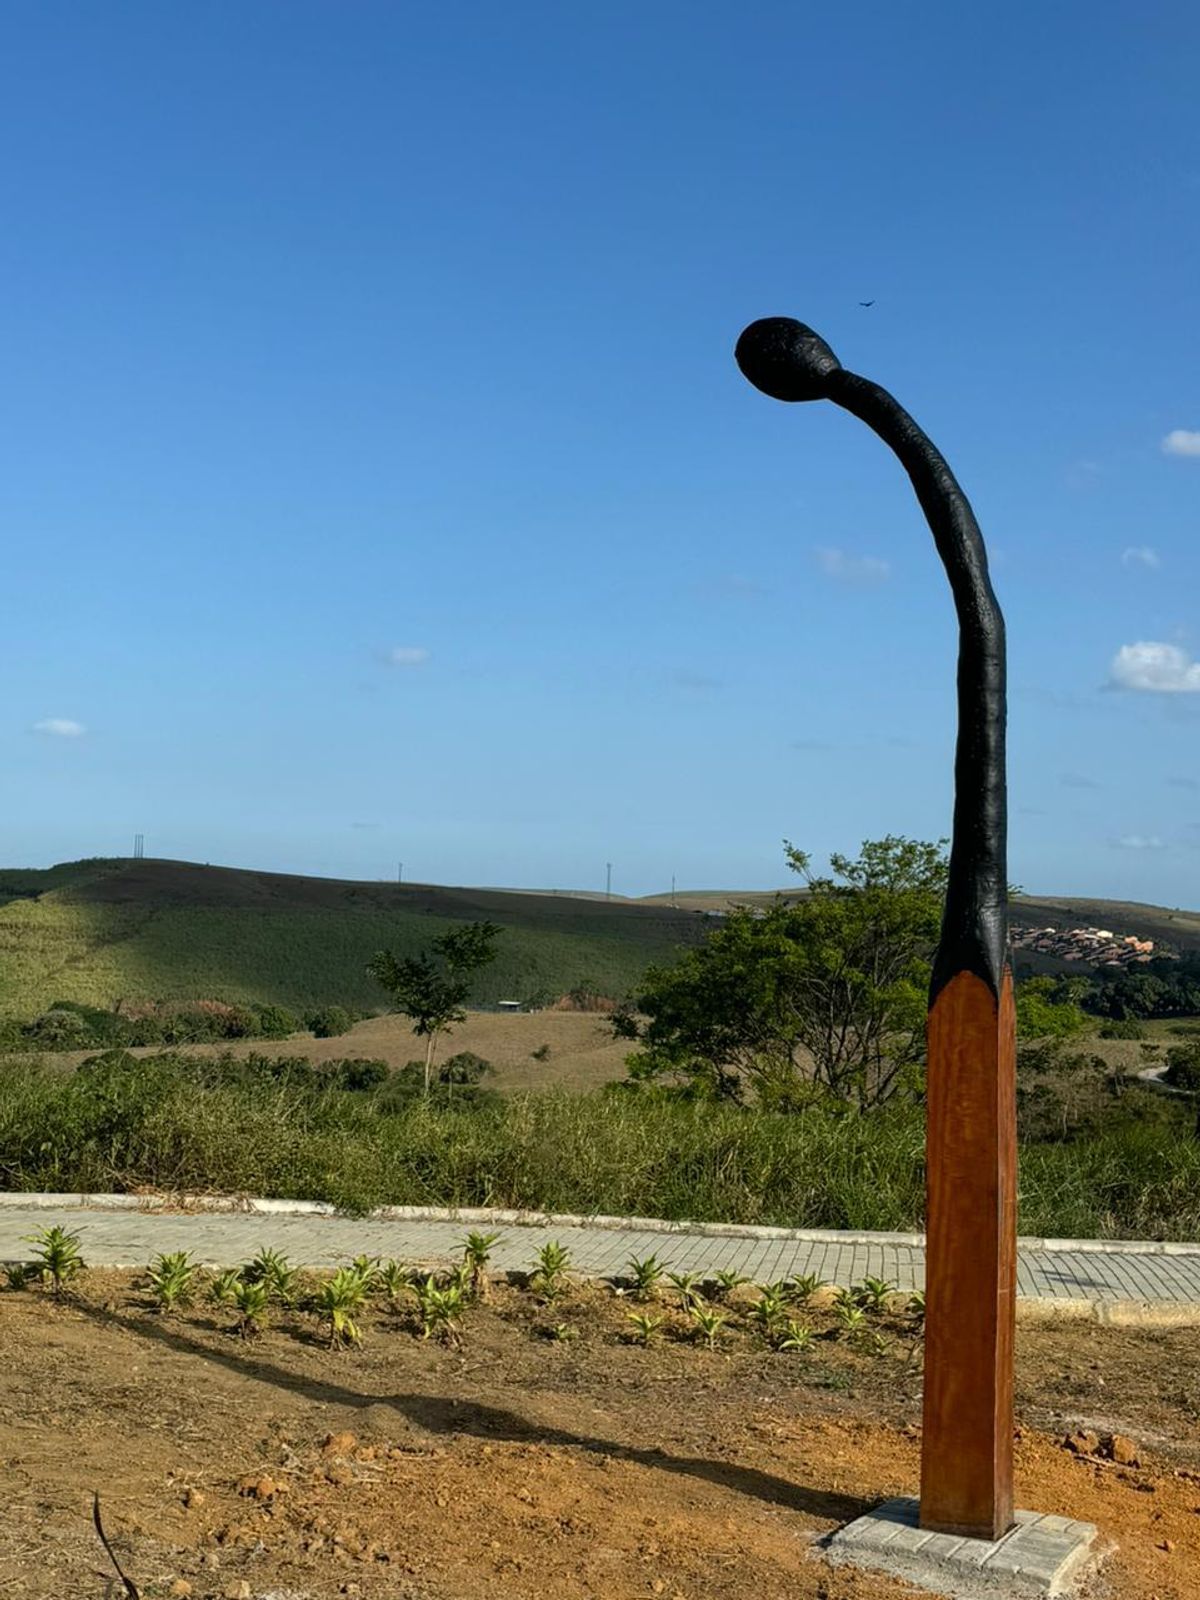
left=6, top=1226, right=925, bottom=1357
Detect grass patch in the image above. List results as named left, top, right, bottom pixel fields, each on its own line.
left=0, top=1053, right=1196, bottom=1240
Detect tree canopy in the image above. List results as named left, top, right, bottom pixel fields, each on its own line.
left=613, top=836, right=948, bottom=1111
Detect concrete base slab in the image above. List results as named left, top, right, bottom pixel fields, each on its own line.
left=824, top=1498, right=1101, bottom=1598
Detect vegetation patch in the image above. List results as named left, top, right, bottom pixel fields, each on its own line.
left=0, top=1049, right=1197, bottom=1239
left=0, top=858, right=702, bottom=1019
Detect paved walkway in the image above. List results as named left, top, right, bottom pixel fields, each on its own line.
left=3, top=1196, right=1200, bottom=1317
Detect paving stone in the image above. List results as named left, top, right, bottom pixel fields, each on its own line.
left=0, top=1202, right=1196, bottom=1318
left=826, top=1499, right=1101, bottom=1598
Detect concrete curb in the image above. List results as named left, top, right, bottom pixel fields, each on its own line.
left=1, top=1191, right=1197, bottom=1256
left=1012, top=1297, right=1200, bottom=1327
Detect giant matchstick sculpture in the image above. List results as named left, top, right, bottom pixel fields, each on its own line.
left=736, top=317, right=1015, bottom=1541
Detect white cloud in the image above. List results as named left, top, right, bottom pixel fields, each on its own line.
left=1121, top=546, right=1161, bottom=570
left=386, top=646, right=430, bottom=667
left=1113, top=834, right=1166, bottom=851
left=813, top=546, right=890, bottom=586
left=1108, top=641, right=1200, bottom=693
left=32, top=717, right=85, bottom=737
left=1162, top=430, right=1200, bottom=458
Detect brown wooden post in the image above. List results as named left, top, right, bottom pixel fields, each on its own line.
left=921, top=970, right=1017, bottom=1538
left=734, top=316, right=1016, bottom=1542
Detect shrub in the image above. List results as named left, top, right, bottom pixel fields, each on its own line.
left=307, top=1005, right=354, bottom=1038
left=1099, top=1019, right=1147, bottom=1040
left=374, top=1055, right=495, bottom=1110
left=1165, top=1045, right=1200, bottom=1092
left=47, top=1001, right=129, bottom=1047
left=24, top=1008, right=93, bottom=1050
left=124, top=1012, right=166, bottom=1045
left=332, top=1058, right=389, bottom=1092
left=156, top=1001, right=258, bottom=1044
left=441, top=1051, right=491, bottom=1085
left=253, top=1004, right=300, bottom=1040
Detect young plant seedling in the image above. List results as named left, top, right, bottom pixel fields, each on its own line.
left=349, top=1255, right=382, bottom=1294
left=853, top=1326, right=891, bottom=1358
left=853, top=1276, right=898, bottom=1316
left=413, top=1273, right=467, bottom=1345
left=246, top=1247, right=300, bottom=1307
left=148, top=1251, right=195, bottom=1313
left=531, top=1241, right=571, bottom=1303
left=787, top=1272, right=825, bottom=1306
left=834, top=1298, right=868, bottom=1338
left=902, top=1290, right=926, bottom=1365
left=546, top=1321, right=576, bottom=1342
left=208, top=1267, right=242, bottom=1306
left=27, top=1225, right=85, bottom=1297
left=774, top=1319, right=814, bottom=1353
left=749, top=1286, right=788, bottom=1339
left=688, top=1303, right=727, bottom=1350
left=316, top=1266, right=369, bottom=1348
left=627, top=1312, right=663, bottom=1346
left=627, top=1254, right=664, bottom=1302
left=232, top=1277, right=270, bottom=1339
left=378, top=1259, right=410, bottom=1306
left=709, top=1270, right=748, bottom=1302
left=461, top=1230, right=502, bottom=1303
left=666, top=1271, right=702, bottom=1312
left=4, top=1264, right=32, bottom=1292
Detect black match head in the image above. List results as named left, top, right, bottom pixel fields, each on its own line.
left=734, top=317, right=842, bottom=403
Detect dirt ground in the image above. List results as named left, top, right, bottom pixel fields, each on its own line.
left=2, top=1271, right=1199, bottom=1600
left=53, top=1010, right=630, bottom=1095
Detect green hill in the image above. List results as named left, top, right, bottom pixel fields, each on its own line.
left=0, top=858, right=707, bottom=1019
left=4, top=859, right=1195, bottom=1022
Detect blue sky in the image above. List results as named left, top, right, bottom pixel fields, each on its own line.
left=4, top=3, right=1199, bottom=901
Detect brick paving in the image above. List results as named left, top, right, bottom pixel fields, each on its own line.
left=2, top=1199, right=1199, bottom=1309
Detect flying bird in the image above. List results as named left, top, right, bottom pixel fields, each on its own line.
left=859, top=300, right=875, bottom=307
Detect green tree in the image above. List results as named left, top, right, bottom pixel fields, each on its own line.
left=1091, top=970, right=1169, bottom=1020
left=1014, top=977, right=1087, bottom=1040
left=614, top=837, right=947, bottom=1111
left=1165, top=1044, right=1200, bottom=1092
left=367, top=922, right=500, bottom=1095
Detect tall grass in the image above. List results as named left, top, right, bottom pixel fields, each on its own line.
left=0, top=1055, right=1196, bottom=1240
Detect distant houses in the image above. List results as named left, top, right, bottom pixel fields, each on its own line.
left=1010, top=924, right=1167, bottom=969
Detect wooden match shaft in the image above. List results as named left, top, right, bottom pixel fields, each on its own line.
left=733, top=319, right=1016, bottom=1541
left=920, top=968, right=1017, bottom=1539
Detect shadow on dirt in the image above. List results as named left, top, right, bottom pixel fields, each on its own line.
left=77, top=1300, right=873, bottom=1525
